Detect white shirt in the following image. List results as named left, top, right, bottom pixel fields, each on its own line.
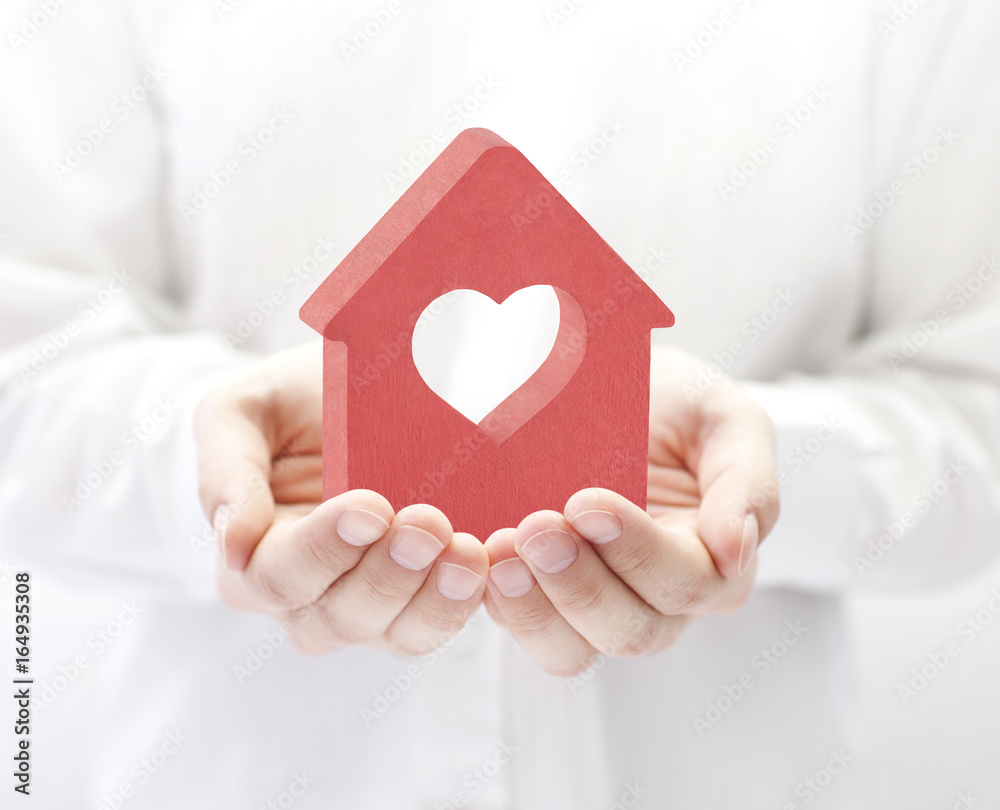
left=1, top=0, right=999, bottom=807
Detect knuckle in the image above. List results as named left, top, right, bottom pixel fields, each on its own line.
left=609, top=616, right=658, bottom=658
left=301, top=525, right=350, bottom=574
left=509, top=602, right=563, bottom=639
left=249, top=563, right=303, bottom=610
left=327, top=621, right=371, bottom=648
left=286, top=621, right=353, bottom=656
left=281, top=608, right=340, bottom=655
left=415, top=599, right=467, bottom=637
left=307, top=604, right=371, bottom=648
left=606, top=542, right=657, bottom=581
left=362, top=564, right=418, bottom=610
left=556, top=574, right=614, bottom=619
left=654, top=572, right=709, bottom=613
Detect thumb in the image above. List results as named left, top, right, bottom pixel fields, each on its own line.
left=194, top=390, right=277, bottom=572
left=692, top=389, right=780, bottom=579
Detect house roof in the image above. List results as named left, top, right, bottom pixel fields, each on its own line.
left=300, top=128, right=672, bottom=338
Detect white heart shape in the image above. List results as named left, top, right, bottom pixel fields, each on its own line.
left=412, top=285, right=561, bottom=424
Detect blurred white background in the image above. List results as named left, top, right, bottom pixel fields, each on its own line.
left=849, top=562, right=1000, bottom=807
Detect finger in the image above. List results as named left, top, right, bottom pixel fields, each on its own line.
left=513, top=511, right=686, bottom=659
left=270, top=452, right=323, bottom=503
left=384, top=532, right=488, bottom=655
left=693, top=385, right=780, bottom=578
left=289, top=504, right=452, bottom=653
left=564, top=488, right=749, bottom=615
left=480, top=528, right=518, bottom=630
left=195, top=387, right=278, bottom=572
left=215, top=490, right=394, bottom=614
left=195, top=343, right=323, bottom=572
left=483, top=528, right=598, bottom=677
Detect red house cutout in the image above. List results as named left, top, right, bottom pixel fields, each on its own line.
left=300, top=128, right=673, bottom=542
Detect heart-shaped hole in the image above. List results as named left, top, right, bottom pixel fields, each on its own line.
left=412, top=285, right=587, bottom=443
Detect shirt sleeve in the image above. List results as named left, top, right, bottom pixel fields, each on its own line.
left=0, top=1, right=251, bottom=603
left=753, top=0, right=1000, bottom=592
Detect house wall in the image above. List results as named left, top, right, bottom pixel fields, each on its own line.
left=340, top=329, right=654, bottom=541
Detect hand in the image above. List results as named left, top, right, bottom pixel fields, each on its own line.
left=194, top=342, right=489, bottom=656
left=482, top=346, right=780, bottom=676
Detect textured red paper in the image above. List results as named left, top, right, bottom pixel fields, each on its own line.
left=301, top=128, right=673, bottom=542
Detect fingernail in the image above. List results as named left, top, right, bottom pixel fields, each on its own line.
left=389, top=525, right=445, bottom=571
left=436, top=562, right=483, bottom=601
left=337, top=508, right=390, bottom=547
left=213, top=505, right=229, bottom=566
left=488, top=558, right=536, bottom=598
left=738, top=513, right=759, bottom=576
left=570, top=510, right=623, bottom=544
left=519, top=529, right=578, bottom=574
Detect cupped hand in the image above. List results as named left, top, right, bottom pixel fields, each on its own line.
left=482, top=346, right=780, bottom=676
left=194, top=341, right=489, bottom=656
